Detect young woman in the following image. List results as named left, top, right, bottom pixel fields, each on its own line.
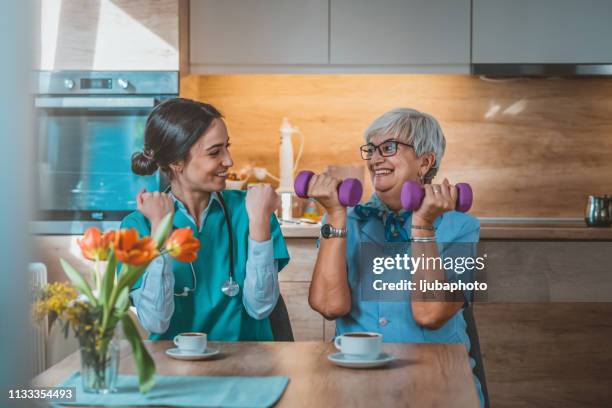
left=122, top=98, right=289, bottom=341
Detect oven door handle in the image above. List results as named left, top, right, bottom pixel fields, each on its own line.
left=35, top=96, right=157, bottom=109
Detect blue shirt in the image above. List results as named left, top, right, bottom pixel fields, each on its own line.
left=336, top=205, right=484, bottom=406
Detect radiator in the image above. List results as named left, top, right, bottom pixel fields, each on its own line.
left=29, top=262, right=48, bottom=375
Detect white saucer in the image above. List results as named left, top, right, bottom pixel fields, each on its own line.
left=165, top=347, right=220, bottom=361
left=327, top=352, right=394, bottom=368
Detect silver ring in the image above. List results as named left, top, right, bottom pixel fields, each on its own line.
left=432, top=186, right=441, bottom=194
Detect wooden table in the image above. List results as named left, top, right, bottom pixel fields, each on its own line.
left=35, top=341, right=480, bottom=407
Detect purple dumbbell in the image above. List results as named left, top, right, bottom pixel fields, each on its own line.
left=401, top=180, right=473, bottom=213
left=294, top=170, right=363, bottom=207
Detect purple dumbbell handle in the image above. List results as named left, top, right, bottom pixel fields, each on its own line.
left=294, top=170, right=363, bottom=207
left=400, top=180, right=473, bottom=213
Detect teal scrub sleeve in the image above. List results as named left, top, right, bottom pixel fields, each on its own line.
left=118, top=212, right=152, bottom=291
left=270, top=214, right=290, bottom=272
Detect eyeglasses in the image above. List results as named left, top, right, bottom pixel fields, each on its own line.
left=360, top=139, right=414, bottom=160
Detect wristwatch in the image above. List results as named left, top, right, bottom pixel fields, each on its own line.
left=320, top=223, right=347, bottom=239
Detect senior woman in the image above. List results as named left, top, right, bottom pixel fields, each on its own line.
left=307, top=108, right=484, bottom=406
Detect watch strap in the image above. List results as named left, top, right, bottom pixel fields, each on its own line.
left=321, top=223, right=347, bottom=239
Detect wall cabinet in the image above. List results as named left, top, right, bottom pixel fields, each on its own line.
left=330, top=0, right=470, bottom=68
left=190, top=0, right=612, bottom=73
left=473, top=0, right=612, bottom=63
left=190, top=0, right=329, bottom=67
left=189, top=0, right=471, bottom=73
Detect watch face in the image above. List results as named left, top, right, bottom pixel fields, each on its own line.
left=321, top=224, right=332, bottom=238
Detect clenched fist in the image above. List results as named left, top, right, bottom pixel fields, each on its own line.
left=246, top=183, right=280, bottom=242
left=137, top=189, right=174, bottom=234
left=412, top=178, right=457, bottom=226
left=306, top=173, right=343, bottom=214
left=245, top=183, right=281, bottom=222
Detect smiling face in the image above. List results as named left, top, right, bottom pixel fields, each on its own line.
left=366, top=132, right=432, bottom=210
left=173, top=118, right=233, bottom=192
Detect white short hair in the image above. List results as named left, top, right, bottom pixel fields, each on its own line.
left=364, top=108, right=446, bottom=183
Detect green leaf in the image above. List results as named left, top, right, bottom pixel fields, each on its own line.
left=153, top=211, right=174, bottom=250
left=106, top=314, right=120, bottom=333
left=60, top=259, right=98, bottom=305
left=91, top=267, right=98, bottom=289
left=116, top=264, right=147, bottom=295
left=122, top=315, right=155, bottom=393
left=115, top=286, right=130, bottom=314
left=100, top=252, right=117, bottom=308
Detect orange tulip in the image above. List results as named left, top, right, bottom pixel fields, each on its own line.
left=165, top=228, right=201, bottom=263
left=78, top=228, right=115, bottom=261
left=112, top=228, right=158, bottom=266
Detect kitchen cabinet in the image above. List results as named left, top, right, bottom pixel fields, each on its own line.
left=37, top=0, right=184, bottom=71
left=330, top=0, right=470, bottom=69
left=189, top=0, right=329, bottom=68
left=473, top=0, right=612, bottom=63
left=189, top=0, right=470, bottom=73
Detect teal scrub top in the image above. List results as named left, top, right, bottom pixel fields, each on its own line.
left=120, top=189, right=290, bottom=341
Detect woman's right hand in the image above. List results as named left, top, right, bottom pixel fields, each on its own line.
left=137, top=189, right=174, bottom=234
left=307, top=173, right=345, bottom=216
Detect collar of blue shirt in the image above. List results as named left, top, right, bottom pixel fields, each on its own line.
left=168, top=191, right=220, bottom=232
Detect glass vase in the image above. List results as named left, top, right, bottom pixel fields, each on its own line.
left=79, top=337, right=119, bottom=394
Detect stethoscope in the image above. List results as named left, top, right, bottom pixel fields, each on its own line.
left=164, top=187, right=239, bottom=297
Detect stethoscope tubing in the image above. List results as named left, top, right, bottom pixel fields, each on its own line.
left=159, top=187, right=235, bottom=297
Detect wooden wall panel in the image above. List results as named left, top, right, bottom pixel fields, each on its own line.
left=475, top=303, right=612, bottom=407
left=180, top=75, right=612, bottom=217
left=280, top=239, right=317, bottom=282
left=279, top=282, right=323, bottom=341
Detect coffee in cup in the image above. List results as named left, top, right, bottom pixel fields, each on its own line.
left=334, top=332, right=382, bottom=360
left=173, top=332, right=207, bottom=353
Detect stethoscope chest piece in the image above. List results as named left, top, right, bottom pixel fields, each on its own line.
left=221, top=276, right=240, bottom=297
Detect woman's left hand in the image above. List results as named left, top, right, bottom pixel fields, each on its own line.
left=246, top=183, right=281, bottom=222
left=412, top=178, right=457, bottom=226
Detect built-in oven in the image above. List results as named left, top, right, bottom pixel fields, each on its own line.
left=32, top=71, right=178, bottom=234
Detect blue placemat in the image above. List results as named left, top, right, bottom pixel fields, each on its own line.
left=51, top=371, right=289, bottom=407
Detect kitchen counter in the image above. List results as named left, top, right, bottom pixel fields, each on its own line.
left=278, top=220, right=612, bottom=240
left=278, top=222, right=321, bottom=238
left=479, top=223, right=612, bottom=240
left=30, top=220, right=325, bottom=237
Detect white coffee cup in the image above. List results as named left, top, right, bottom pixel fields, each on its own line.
left=173, top=332, right=207, bottom=353
left=334, top=332, right=383, bottom=360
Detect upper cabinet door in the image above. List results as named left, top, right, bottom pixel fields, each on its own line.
left=190, top=0, right=329, bottom=66
left=330, top=0, right=470, bottom=67
left=473, top=0, right=612, bottom=63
